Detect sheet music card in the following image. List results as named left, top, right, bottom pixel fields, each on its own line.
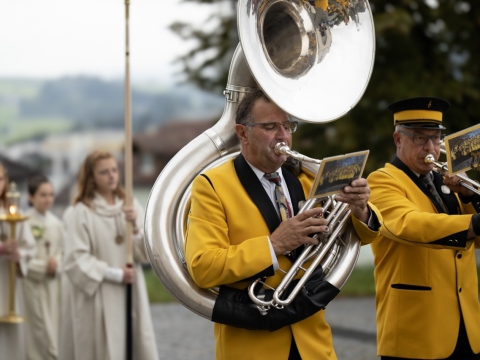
left=309, top=150, right=369, bottom=199
left=444, top=123, right=480, bottom=176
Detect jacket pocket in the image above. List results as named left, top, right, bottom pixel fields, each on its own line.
left=391, top=283, right=432, bottom=291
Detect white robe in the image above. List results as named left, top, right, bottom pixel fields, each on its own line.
left=22, top=209, right=63, bottom=360
left=59, top=194, right=158, bottom=360
left=0, top=207, right=36, bottom=360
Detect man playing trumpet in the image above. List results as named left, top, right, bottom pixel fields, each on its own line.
left=185, top=89, right=381, bottom=359
left=367, top=97, right=480, bottom=360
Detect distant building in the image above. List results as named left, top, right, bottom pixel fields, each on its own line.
left=0, top=154, right=39, bottom=209
left=0, top=154, right=38, bottom=182
left=1, top=118, right=217, bottom=213
left=132, top=119, right=214, bottom=186
left=5, top=129, right=126, bottom=213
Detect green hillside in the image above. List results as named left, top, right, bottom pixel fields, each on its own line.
left=0, top=78, right=75, bottom=144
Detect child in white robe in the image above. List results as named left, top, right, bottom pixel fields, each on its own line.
left=0, top=162, right=35, bottom=360
left=59, top=150, right=158, bottom=360
left=23, top=175, right=63, bottom=360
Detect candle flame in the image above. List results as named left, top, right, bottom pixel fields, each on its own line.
left=9, top=205, right=17, bottom=215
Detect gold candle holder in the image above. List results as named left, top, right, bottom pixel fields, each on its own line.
left=0, top=182, right=28, bottom=324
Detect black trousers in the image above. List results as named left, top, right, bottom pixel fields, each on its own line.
left=289, top=336, right=301, bottom=360
left=381, top=316, right=480, bottom=360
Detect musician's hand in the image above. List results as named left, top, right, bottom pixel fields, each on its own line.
left=122, top=266, right=136, bottom=284
left=335, top=178, right=370, bottom=223
left=46, top=257, right=57, bottom=276
left=270, top=207, right=328, bottom=256
left=3, top=239, right=20, bottom=263
left=443, top=173, right=475, bottom=197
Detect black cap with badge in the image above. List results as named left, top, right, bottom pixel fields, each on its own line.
left=388, top=96, right=450, bottom=130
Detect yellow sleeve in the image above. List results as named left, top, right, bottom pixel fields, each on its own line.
left=185, top=174, right=273, bottom=289
left=368, top=168, right=475, bottom=250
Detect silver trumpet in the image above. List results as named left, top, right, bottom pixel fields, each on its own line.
left=248, top=142, right=359, bottom=313
left=424, top=153, right=480, bottom=195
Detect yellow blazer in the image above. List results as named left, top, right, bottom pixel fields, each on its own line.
left=185, top=156, right=380, bottom=360
left=368, top=158, right=480, bottom=359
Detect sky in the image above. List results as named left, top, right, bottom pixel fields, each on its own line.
left=0, top=0, right=220, bottom=85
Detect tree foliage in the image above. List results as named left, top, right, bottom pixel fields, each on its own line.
left=171, top=0, right=480, bottom=175
left=169, top=0, right=238, bottom=93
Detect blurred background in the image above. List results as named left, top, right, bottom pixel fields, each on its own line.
left=1, top=0, right=479, bottom=298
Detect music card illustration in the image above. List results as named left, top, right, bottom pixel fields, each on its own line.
left=444, top=124, right=480, bottom=176
left=309, top=150, right=369, bottom=199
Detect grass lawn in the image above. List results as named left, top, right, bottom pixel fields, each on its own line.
left=339, top=266, right=376, bottom=297
left=144, top=265, right=379, bottom=304
left=145, top=265, right=480, bottom=303
left=144, top=267, right=176, bottom=303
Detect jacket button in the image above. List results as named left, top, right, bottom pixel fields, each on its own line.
left=459, top=288, right=462, bottom=293
left=454, top=239, right=458, bottom=244
left=448, top=239, right=453, bottom=243
left=457, top=253, right=462, bottom=259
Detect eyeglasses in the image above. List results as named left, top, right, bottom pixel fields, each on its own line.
left=398, top=130, right=445, bottom=145
left=245, top=121, right=298, bottom=134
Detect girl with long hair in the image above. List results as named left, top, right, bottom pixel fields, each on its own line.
left=23, top=174, right=62, bottom=360
left=60, top=150, right=158, bottom=360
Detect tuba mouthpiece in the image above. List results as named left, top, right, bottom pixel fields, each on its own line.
left=275, top=142, right=322, bottom=164
left=274, top=142, right=289, bottom=155
left=424, top=154, right=435, bottom=164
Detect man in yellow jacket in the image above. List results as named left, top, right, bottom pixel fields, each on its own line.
left=185, top=89, right=381, bottom=360
left=367, top=96, right=480, bottom=360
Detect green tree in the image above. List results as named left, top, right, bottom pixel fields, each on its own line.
left=297, top=0, right=480, bottom=176
left=171, top=0, right=480, bottom=175
left=169, top=0, right=238, bottom=93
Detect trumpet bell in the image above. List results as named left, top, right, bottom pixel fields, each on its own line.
left=239, top=0, right=375, bottom=122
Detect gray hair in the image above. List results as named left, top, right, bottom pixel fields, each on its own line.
left=235, top=89, right=271, bottom=126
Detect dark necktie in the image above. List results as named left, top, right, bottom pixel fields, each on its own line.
left=264, top=172, right=293, bottom=221
left=421, top=172, right=447, bottom=213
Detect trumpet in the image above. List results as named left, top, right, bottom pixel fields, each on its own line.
left=424, top=153, right=480, bottom=196
left=248, top=142, right=359, bottom=313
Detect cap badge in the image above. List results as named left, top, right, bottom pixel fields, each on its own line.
left=428, top=101, right=432, bottom=108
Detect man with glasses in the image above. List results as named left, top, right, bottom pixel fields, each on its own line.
left=185, top=89, right=381, bottom=359
left=367, top=97, right=480, bottom=360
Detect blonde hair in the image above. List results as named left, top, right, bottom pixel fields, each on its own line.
left=0, top=162, right=9, bottom=208
left=73, top=150, right=125, bottom=207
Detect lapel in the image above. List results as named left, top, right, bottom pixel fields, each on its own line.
left=234, top=154, right=306, bottom=261
left=431, top=171, right=460, bottom=215
left=391, top=156, right=459, bottom=214
left=234, top=154, right=281, bottom=234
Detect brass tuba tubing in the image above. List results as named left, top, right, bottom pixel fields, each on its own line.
left=248, top=143, right=354, bottom=311
left=425, top=154, right=480, bottom=196
left=272, top=204, right=350, bottom=308
left=248, top=197, right=336, bottom=310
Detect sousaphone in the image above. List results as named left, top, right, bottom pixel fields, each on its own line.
left=144, top=0, right=375, bottom=319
